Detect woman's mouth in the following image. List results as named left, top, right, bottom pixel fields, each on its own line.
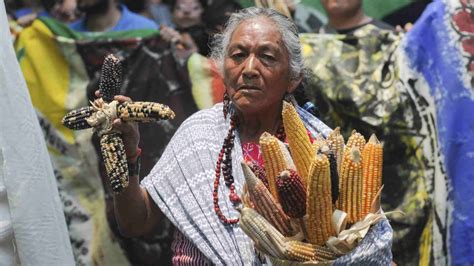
left=237, top=85, right=261, bottom=91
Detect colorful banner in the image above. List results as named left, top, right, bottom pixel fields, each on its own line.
left=405, top=0, right=474, bottom=264
left=300, top=0, right=472, bottom=265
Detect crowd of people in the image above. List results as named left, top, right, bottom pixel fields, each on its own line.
left=5, top=0, right=461, bottom=265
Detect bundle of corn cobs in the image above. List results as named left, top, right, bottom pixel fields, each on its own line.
left=239, top=102, right=384, bottom=265
left=61, top=54, right=175, bottom=193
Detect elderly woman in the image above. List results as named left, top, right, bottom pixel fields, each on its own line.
left=111, top=7, right=391, bottom=264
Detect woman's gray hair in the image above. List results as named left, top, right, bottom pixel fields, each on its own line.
left=210, top=7, right=304, bottom=80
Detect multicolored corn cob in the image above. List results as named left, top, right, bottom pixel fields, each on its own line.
left=247, top=161, right=269, bottom=189
left=282, top=102, right=314, bottom=187
left=62, top=106, right=95, bottom=130
left=61, top=54, right=175, bottom=194
left=63, top=101, right=175, bottom=131
left=118, top=101, right=175, bottom=122
left=361, top=134, right=383, bottom=216
left=276, top=169, right=307, bottom=219
left=306, top=153, right=334, bottom=245
left=327, top=127, right=344, bottom=173
left=100, top=132, right=129, bottom=193
left=239, top=207, right=287, bottom=258
left=260, top=132, right=288, bottom=202
left=99, top=54, right=122, bottom=102
left=241, top=162, right=294, bottom=236
left=338, top=146, right=363, bottom=223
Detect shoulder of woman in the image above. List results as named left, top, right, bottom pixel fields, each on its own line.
left=173, top=103, right=225, bottom=134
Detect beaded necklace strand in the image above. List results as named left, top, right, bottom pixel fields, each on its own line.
left=213, top=115, right=286, bottom=225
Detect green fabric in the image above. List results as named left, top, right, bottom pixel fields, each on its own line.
left=238, top=0, right=415, bottom=19
left=40, top=17, right=159, bottom=40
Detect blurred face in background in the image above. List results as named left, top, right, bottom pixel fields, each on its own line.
left=77, top=0, right=110, bottom=14
left=173, top=0, right=203, bottom=28
left=320, top=0, right=362, bottom=18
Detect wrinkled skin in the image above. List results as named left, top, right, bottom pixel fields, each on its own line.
left=223, top=16, right=301, bottom=117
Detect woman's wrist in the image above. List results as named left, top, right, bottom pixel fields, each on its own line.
left=127, top=147, right=142, bottom=163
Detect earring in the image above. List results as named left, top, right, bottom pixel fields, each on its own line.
left=223, top=91, right=230, bottom=119
left=284, top=93, right=297, bottom=106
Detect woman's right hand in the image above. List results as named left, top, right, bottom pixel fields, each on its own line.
left=95, top=90, right=140, bottom=159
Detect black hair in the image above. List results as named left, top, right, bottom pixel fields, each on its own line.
left=168, top=0, right=207, bottom=10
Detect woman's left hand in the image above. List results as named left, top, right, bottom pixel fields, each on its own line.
left=94, top=90, right=140, bottom=158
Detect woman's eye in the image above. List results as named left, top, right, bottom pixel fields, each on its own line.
left=261, top=54, right=275, bottom=61
left=231, top=53, right=246, bottom=60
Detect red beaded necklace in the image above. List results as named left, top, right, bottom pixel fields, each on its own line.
left=213, top=115, right=286, bottom=225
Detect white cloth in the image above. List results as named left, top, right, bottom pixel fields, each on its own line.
left=0, top=1, right=74, bottom=264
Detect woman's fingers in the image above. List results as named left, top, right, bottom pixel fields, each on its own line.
left=114, top=95, right=132, bottom=103
left=113, top=118, right=135, bottom=134
left=112, top=119, right=140, bottom=156
left=94, top=91, right=131, bottom=103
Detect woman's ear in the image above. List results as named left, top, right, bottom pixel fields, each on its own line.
left=287, top=73, right=304, bottom=94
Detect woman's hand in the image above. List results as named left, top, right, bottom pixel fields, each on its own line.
left=160, top=25, right=183, bottom=45
left=160, top=26, right=197, bottom=53
left=95, top=90, right=140, bottom=158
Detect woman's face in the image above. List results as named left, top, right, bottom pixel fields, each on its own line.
left=223, top=17, right=301, bottom=115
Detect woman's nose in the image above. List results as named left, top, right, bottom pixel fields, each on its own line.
left=242, top=55, right=258, bottom=79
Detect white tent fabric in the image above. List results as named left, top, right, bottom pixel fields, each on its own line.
left=0, top=1, right=74, bottom=265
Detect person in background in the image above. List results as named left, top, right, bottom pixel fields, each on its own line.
left=122, top=0, right=175, bottom=27
left=160, top=0, right=210, bottom=56
left=319, top=0, right=394, bottom=34
left=149, top=0, right=174, bottom=27
left=9, top=0, right=78, bottom=26
left=285, top=0, right=326, bottom=33
left=70, top=0, right=157, bottom=32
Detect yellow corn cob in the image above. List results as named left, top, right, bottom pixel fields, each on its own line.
left=312, top=138, right=328, bottom=155
left=239, top=207, right=287, bottom=259
left=327, top=127, right=345, bottom=173
left=260, top=132, right=288, bottom=202
left=279, top=141, right=296, bottom=171
left=312, top=245, right=338, bottom=262
left=306, top=154, right=335, bottom=245
left=285, top=241, right=318, bottom=261
left=282, top=102, right=314, bottom=186
left=285, top=241, right=338, bottom=262
left=241, top=162, right=294, bottom=236
left=361, top=134, right=383, bottom=216
left=337, top=146, right=363, bottom=223
left=346, top=130, right=366, bottom=151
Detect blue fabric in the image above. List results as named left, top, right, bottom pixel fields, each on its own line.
left=149, top=3, right=175, bottom=28
left=14, top=8, right=49, bottom=19
left=405, top=0, right=474, bottom=264
left=70, top=4, right=157, bottom=32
